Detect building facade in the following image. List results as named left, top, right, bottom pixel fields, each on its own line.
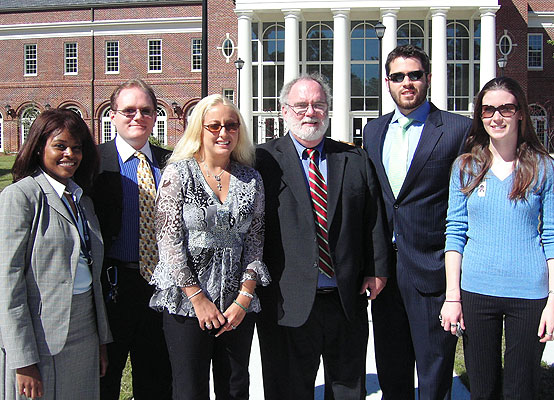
left=0, top=0, right=240, bottom=152
left=0, top=0, right=552, bottom=152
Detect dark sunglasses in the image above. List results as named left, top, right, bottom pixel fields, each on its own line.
left=480, top=103, right=519, bottom=119
left=115, top=108, right=156, bottom=118
left=203, top=122, right=241, bottom=133
left=387, top=70, right=426, bottom=83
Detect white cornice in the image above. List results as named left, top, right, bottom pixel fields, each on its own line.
left=529, top=11, right=554, bottom=29
left=0, top=17, right=201, bottom=40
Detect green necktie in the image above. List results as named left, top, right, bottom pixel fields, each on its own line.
left=387, top=116, right=413, bottom=198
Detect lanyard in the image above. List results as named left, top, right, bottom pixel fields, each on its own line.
left=62, top=192, right=93, bottom=266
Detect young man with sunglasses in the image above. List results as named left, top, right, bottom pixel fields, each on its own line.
left=363, top=45, right=472, bottom=399
left=91, top=79, right=172, bottom=400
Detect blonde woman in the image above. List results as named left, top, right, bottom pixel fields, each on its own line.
left=150, top=94, right=269, bottom=399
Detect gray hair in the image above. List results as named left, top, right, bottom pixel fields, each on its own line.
left=279, top=73, right=332, bottom=108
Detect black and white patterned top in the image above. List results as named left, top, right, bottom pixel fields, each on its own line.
left=149, top=158, right=270, bottom=316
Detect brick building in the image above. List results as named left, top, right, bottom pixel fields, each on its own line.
left=497, top=0, right=554, bottom=150
left=0, top=0, right=552, bottom=151
left=0, top=0, right=240, bottom=152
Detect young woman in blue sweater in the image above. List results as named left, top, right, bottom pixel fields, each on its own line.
left=441, top=77, right=554, bottom=399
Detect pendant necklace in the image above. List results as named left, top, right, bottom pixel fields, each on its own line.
left=203, top=161, right=229, bottom=191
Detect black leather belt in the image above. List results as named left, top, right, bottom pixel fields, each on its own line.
left=106, top=259, right=139, bottom=269
left=316, top=287, right=338, bottom=294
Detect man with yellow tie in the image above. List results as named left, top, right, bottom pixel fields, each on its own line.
left=363, top=45, right=472, bottom=399
left=91, top=79, right=172, bottom=400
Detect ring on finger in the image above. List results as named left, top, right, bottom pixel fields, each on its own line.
left=547, top=332, right=553, bottom=336
left=231, top=324, right=237, bottom=330
left=450, top=323, right=457, bottom=328
left=205, top=323, right=213, bottom=329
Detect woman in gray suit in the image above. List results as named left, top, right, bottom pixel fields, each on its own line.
left=0, top=109, right=112, bottom=399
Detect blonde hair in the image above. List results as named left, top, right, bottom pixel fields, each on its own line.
left=169, top=94, right=254, bottom=166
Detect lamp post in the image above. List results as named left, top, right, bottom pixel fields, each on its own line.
left=234, top=57, right=245, bottom=109
left=497, top=56, right=508, bottom=77
left=375, top=22, right=386, bottom=117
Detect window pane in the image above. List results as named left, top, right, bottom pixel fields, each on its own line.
left=365, top=64, right=379, bottom=96
left=351, top=64, right=364, bottom=96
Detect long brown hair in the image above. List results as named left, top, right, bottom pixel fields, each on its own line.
left=12, top=109, right=99, bottom=192
left=458, top=77, right=551, bottom=201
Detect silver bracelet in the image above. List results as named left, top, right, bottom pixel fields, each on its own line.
left=187, top=288, right=203, bottom=300
left=239, top=290, right=254, bottom=299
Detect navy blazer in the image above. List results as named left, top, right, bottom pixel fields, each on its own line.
left=363, top=103, right=471, bottom=293
left=255, top=134, right=390, bottom=327
left=91, top=139, right=171, bottom=254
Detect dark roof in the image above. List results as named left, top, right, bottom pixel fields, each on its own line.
left=0, top=0, right=198, bottom=12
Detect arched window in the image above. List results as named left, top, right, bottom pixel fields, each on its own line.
left=397, top=21, right=425, bottom=49
left=101, top=108, right=116, bottom=143
left=65, top=106, right=83, bottom=117
left=447, top=21, right=471, bottom=111
left=260, top=23, right=285, bottom=112
left=306, top=22, right=333, bottom=86
left=153, top=107, right=167, bottom=145
left=21, top=106, right=39, bottom=143
left=351, top=21, right=380, bottom=112
left=530, top=104, right=548, bottom=148
left=0, top=113, right=3, bottom=152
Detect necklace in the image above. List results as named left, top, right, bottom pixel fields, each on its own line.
left=203, top=161, right=229, bottom=191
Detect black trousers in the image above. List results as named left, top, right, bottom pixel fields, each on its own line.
left=163, top=310, right=256, bottom=400
left=100, top=264, right=172, bottom=400
left=372, top=274, right=457, bottom=400
left=462, top=290, right=546, bottom=400
left=258, top=291, right=368, bottom=400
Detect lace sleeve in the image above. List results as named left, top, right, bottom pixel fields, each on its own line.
left=241, top=171, right=271, bottom=287
left=152, top=163, right=199, bottom=289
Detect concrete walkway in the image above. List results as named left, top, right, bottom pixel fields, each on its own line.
left=211, top=307, right=554, bottom=399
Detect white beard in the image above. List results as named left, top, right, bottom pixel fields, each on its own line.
left=285, top=114, right=330, bottom=142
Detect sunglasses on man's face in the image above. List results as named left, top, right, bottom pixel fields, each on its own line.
left=387, top=70, right=426, bottom=83
left=480, top=103, right=519, bottom=119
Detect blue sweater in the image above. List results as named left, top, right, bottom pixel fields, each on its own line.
left=445, top=158, right=554, bottom=299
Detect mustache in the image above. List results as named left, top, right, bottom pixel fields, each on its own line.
left=301, top=118, right=320, bottom=124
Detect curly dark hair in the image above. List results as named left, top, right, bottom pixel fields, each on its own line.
left=12, top=108, right=99, bottom=192
left=385, top=44, right=430, bottom=76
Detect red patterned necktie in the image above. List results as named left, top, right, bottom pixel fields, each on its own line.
left=135, top=151, right=158, bottom=282
left=306, top=148, right=334, bottom=278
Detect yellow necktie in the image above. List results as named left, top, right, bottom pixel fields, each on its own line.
left=388, top=116, right=413, bottom=198
left=135, top=151, right=158, bottom=282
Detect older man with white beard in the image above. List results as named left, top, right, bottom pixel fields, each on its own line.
left=255, top=74, right=390, bottom=400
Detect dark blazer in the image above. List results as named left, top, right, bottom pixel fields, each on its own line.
left=255, top=134, right=390, bottom=327
left=363, top=103, right=471, bottom=293
left=90, top=139, right=171, bottom=253
left=0, top=171, right=111, bottom=369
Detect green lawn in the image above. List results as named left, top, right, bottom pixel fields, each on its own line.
left=0, top=154, right=16, bottom=192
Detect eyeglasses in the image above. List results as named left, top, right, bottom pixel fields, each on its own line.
left=115, top=108, right=156, bottom=119
left=387, top=70, right=426, bottom=83
left=203, top=122, right=241, bottom=133
left=286, top=102, right=328, bottom=115
left=481, top=103, right=519, bottom=119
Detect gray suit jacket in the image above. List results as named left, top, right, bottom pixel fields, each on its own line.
left=0, top=170, right=112, bottom=370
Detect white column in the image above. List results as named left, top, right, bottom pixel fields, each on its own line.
left=331, top=8, right=351, bottom=143
left=479, top=7, right=500, bottom=90
left=381, top=8, right=399, bottom=114
left=235, top=10, right=254, bottom=140
left=283, top=9, right=301, bottom=85
left=430, top=7, right=449, bottom=110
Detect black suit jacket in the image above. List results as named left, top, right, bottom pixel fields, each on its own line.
left=255, top=134, right=390, bottom=327
left=362, top=103, right=471, bottom=293
left=91, top=139, right=171, bottom=253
